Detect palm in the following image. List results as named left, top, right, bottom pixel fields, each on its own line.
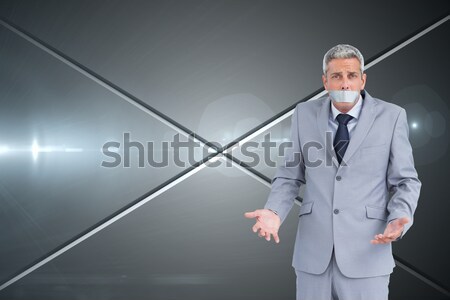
left=385, top=219, right=403, bottom=235
left=245, top=209, right=281, bottom=243
left=256, top=211, right=280, bottom=233
left=371, top=217, right=409, bottom=244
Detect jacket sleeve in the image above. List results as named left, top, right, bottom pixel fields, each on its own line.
left=386, top=108, right=421, bottom=239
left=264, top=104, right=306, bottom=224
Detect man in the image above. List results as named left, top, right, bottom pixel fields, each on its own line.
left=245, top=44, right=421, bottom=300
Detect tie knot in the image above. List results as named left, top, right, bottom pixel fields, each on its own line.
left=336, top=114, right=353, bottom=125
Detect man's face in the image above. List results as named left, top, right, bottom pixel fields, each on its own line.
left=322, top=57, right=367, bottom=112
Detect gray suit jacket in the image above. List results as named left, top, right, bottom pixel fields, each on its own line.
left=264, top=90, right=421, bottom=278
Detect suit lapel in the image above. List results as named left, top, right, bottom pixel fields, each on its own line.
left=341, top=90, right=377, bottom=166
left=316, top=96, right=339, bottom=168
left=316, top=90, right=378, bottom=169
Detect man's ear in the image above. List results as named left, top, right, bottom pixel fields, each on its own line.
left=361, top=73, right=367, bottom=90
left=322, top=74, right=328, bottom=90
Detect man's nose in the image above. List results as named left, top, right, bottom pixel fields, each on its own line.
left=341, top=78, right=350, bottom=90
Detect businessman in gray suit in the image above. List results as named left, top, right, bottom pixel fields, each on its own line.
left=245, top=44, right=421, bottom=300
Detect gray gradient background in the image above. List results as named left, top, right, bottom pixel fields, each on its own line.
left=0, top=1, right=449, bottom=299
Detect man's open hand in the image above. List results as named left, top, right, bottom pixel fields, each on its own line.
left=370, top=217, right=409, bottom=244
left=244, top=209, right=281, bottom=243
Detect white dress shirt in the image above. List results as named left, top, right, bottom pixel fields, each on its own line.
left=328, top=94, right=363, bottom=140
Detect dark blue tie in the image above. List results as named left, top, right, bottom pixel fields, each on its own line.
left=334, top=114, right=354, bottom=165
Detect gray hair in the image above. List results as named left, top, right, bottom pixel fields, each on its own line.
left=323, top=44, right=364, bottom=75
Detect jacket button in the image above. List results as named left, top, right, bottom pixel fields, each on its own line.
left=334, top=209, right=339, bottom=214
left=336, top=176, right=342, bottom=181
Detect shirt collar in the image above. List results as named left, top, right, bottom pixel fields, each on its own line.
left=330, top=94, right=363, bottom=121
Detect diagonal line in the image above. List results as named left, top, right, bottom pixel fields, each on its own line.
left=222, top=153, right=273, bottom=187
left=221, top=152, right=303, bottom=204
left=0, top=17, right=216, bottom=151
left=0, top=11, right=448, bottom=294
left=364, top=14, right=449, bottom=70
left=222, top=87, right=321, bottom=154
left=0, top=152, right=220, bottom=291
left=221, top=13, right=449, bottom=154
left=394, top=255, right=450, bottom=297
left=0, top=15, right=224, bottom=291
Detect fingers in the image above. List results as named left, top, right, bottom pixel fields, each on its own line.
left=385, top=231, right=399, bottom=240
left=246, top=210, right=279, bottom=244
left=252, top=222, right=261, bottom=233
left=370, top=233, right=396, bottom=244
left=371, top=238, right=394, bottom=244
left=254, top=224, right=268, bottom=238
left=261, top=231, right=279, bottom=243
left=244, top=211, right=259, bottom=219
left=253, top=224, right=279, bottom=243
left=257, top=228, right=268, bottom=239
left=264, top=232, right=280, bottom=243
left=273, top=232, right=280, bottom=244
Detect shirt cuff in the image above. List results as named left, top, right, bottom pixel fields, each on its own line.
left=268, top=208, right=278, bottom=216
